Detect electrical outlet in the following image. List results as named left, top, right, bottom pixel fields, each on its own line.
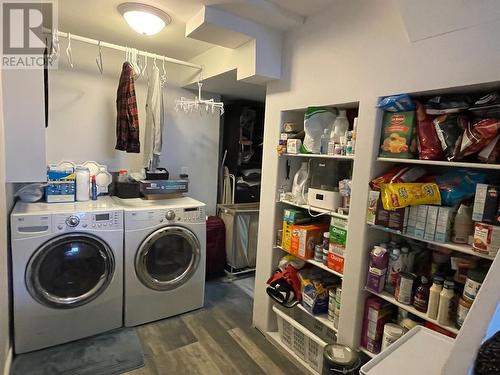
left=181, top=167, right=189, bottom=175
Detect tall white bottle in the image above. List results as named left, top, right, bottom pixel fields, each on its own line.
left=330, top=109, right=349, bottom=144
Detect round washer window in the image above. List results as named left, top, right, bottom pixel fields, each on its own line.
left=26, top=233, right=115, bottom=308
left=135, top=226, right=200, bottom=291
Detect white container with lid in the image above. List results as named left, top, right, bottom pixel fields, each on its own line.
left=381, top=323, right=406, bottom=351
left=75, top=167, right=90, bottom=202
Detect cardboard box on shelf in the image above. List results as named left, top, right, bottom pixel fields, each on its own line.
left=46, top=169, right=76, bottom=203
left=415, top=205, right=429, bottom=239
left=361, top=296, right=395, bottom=354
left=388, top=207, right=409, bottom=232
left=473, top=222, right=500, bottom=258
left=424, top=206, right=439, bottom=241
left=473, top=184, right=500, bottom=226
left=290, top=223, right=329, bottom=259
left=406, top=206, right=419, bottom=236
left=435, top=206, right=455, bottom=243
left=328, top=251, right=345, bottom=274
left=330, top=217, right=348, bottom=253
left=282, top=221, right=293, bottom=251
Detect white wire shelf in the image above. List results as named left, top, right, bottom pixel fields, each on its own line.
left=278, top=199, right=349, bottom=220
left=281, top=153, right=355, bottom=160
left=368, top=224, right=495, bottom=261
left=365, top=289, right=460, bottom=335
left=377, top=157, right=500, bottom=170
left=275, top=246, right=344, bottom=278
left=296, top=303, right=338, bottom=333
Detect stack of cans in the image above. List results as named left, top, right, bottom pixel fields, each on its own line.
left=314, top=244, right=323, bottom=262
left=328, top=287, right=342, bottom=330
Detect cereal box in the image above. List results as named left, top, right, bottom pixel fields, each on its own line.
left=379, top=111, right=417, bottom=158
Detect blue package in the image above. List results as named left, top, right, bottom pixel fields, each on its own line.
left=436, top=169, right=487, bottom=206
left=377, top=94, right=415, bottom=112
left=46, top=168, right=76, bottom=203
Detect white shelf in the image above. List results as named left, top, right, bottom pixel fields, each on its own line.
left=368, top=224, right=495, bottom=261
left=275, top=246, right=344, bottom=278
left=282, top=153, right=354, bottom=160
left=365, top=289, right=460, bottom=335
left=359, top=346, right=377, bottom=359
left=377, top=157, right=500, bottom=170
left=278, top=199, right=349, bottom=220
left=265, top=331, right=318, bottom=375
left=296, top=303, right=338, bottom=333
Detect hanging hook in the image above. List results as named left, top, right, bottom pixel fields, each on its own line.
left=65, top=32, right=74, bottom=68
left=96, top=41, right=103, bottom=74
left=162, top=57, right=166, bottom=76
left=153, top=57, right=158, bottom=70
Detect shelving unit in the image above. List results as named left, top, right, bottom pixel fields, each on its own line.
left=368, top=225, right=495, bottom=261
left=296, top=304, right=338, bottom=333
left=377, top=157, right=500, bottom=170
left=359, top=346, right=376, bottom=359
left=278, top=198, right=349, bottom=220
left=275, top=246, right=344, bottom=278
left=365, top=289, right=460, bottom=335
left=282, top=153, right=355, bottom=160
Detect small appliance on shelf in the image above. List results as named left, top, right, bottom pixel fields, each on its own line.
left=307, top=159, right=350, bottom=211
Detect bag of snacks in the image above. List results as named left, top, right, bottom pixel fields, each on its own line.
left=379, top=111, right=417, bottom=158
left=478, top=134, right=500, bottom=163
left=377, top=94, right=415, bottom=112
left=415, top=101, right=444, bottom=160
left=369, top=166, right=427, bottom=191
left=436, top=169, right=487, bottom=206
left=379, top=182, right=441, bottom=210
left=458, top=118, right=500, bottom=159
left=433, top=114, right=469, bottom=161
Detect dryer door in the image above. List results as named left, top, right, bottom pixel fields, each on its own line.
left=136, top=226, right=201, bottom=291
left=26, top=233, right=115, bottom=308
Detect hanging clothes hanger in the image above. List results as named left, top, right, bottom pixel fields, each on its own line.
left=65, top=32, right=74, bottom=68
left=50, top=28, right=59, bottom=65
left=160, top=57, right=167, bottom=87
left=95, top=41, right=103, bottom=74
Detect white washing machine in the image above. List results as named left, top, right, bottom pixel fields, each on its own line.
left=10, top=197, right=123, bottom=353
left=114, top=197, right=206, bottom=327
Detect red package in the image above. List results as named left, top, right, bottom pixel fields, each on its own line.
left=416, top=101, right=444, bottom=160
left=479, top=134, right=500, bottom=163
left=369, top=166, right=427, bottom=191
left=458, top=118, right=500, bottom=159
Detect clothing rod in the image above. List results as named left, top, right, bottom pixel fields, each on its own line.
left=56, top=30, right=202, bottom=70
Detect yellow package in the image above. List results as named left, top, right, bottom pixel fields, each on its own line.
left=380, top=182, right=441, bottom=210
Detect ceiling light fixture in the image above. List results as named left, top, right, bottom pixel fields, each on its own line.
left=118, top=3, right=171, bottom=36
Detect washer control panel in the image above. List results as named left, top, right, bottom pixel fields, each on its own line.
left=178, top=207, right=206, bottom=223
left=53, top=211, right=122, bottom=232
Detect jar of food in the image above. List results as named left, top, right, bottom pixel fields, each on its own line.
left=463, top=267, right=487, bottom=301
left=456, top=296, right=473, bottom=328
left=395, top=272, right=416, bottom=305
left=381, top=323, right=406, bottom=351
left=322, top=344, right=360, bottom=374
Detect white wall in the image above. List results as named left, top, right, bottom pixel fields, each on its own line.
left=253, top=0, right=500, bottom=348
left=47, top=43, right=220, bottom=215
left=0, top=69, right=12, bottom=374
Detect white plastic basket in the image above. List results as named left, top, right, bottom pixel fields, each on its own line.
left=274, top=306, right=328, bottom=373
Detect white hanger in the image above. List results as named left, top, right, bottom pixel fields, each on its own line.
left=95, top=41, right=103, bottom=74
left=160, top=57, right=167, bottom=87
left=50, top=28, right=59, bottom=65
left=65, top=32, right=74, bottom=68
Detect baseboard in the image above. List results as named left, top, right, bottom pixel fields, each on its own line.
left=2, top=346, right=12, bottom=375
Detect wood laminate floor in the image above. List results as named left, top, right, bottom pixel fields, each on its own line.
left=124, top=279, right=307, bottom=375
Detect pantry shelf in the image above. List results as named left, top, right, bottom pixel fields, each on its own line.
left=296, top=303, right=338, bottom=333
left=377, top=157, right=500, bottom=170
left=282, top=153, right=355, bottom=160
left=275, top=246, right=344, bottom=278
left=265, top=332, right=318, bottom=375
left=365, top=289, right=460, bottom=335
left=368, top=224, right=495, bottom=261
left=359, top=346, right=376, bottom=359
left=278, top=199, right=349, bottom=220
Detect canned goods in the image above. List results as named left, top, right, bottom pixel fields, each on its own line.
left=395, top=272, right=416, bottom=305
left=336, top=288, right=342, bottom=304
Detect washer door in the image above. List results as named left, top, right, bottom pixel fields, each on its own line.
left=26, top=233, right=115, bottom=309
left=135, top=226, right=201, bottom=291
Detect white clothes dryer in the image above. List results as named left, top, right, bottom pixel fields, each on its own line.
left=10, top=197, right=123, bottom=353
left=113, top=197, right=206, bottom=327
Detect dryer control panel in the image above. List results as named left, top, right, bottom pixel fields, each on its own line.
left=53, top=210, right=123, bottom=232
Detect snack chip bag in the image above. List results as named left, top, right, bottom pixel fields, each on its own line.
left=379, top=111, right=417, bottom=158
left=379, top=182, right=441, bottom=210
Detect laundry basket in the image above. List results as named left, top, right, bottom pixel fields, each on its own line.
left=273, top=306, right=328, bottom=373
left=217, top=203, right=259, bottom=273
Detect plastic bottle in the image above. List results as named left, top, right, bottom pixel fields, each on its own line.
left=351, top=117, right=358, bottom=154
left=400, top=246, right=409, bottom=271
left=437, top=279, right=455, bottom=326
left=320, top=129, right=330, bottom=155
left=330, top=110, right=349, bottom=144
left=452, top=204, right=473, bottom=244
left=427, top=276, right=444, bottom=319
left=75, top=167, right=90, bottom=202
left=291, top=162, right=310, bottom=205
left=91, top=176, right=98, bottom=201
left=385, top=247, right=403, bottom=294
left=413, top=276, right=430, bottom=312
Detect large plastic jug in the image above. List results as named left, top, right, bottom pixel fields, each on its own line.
left=330, top=109, right=349, bottom=144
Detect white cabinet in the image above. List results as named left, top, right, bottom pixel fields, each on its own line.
left=2, top=68, right=46, bottom=182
